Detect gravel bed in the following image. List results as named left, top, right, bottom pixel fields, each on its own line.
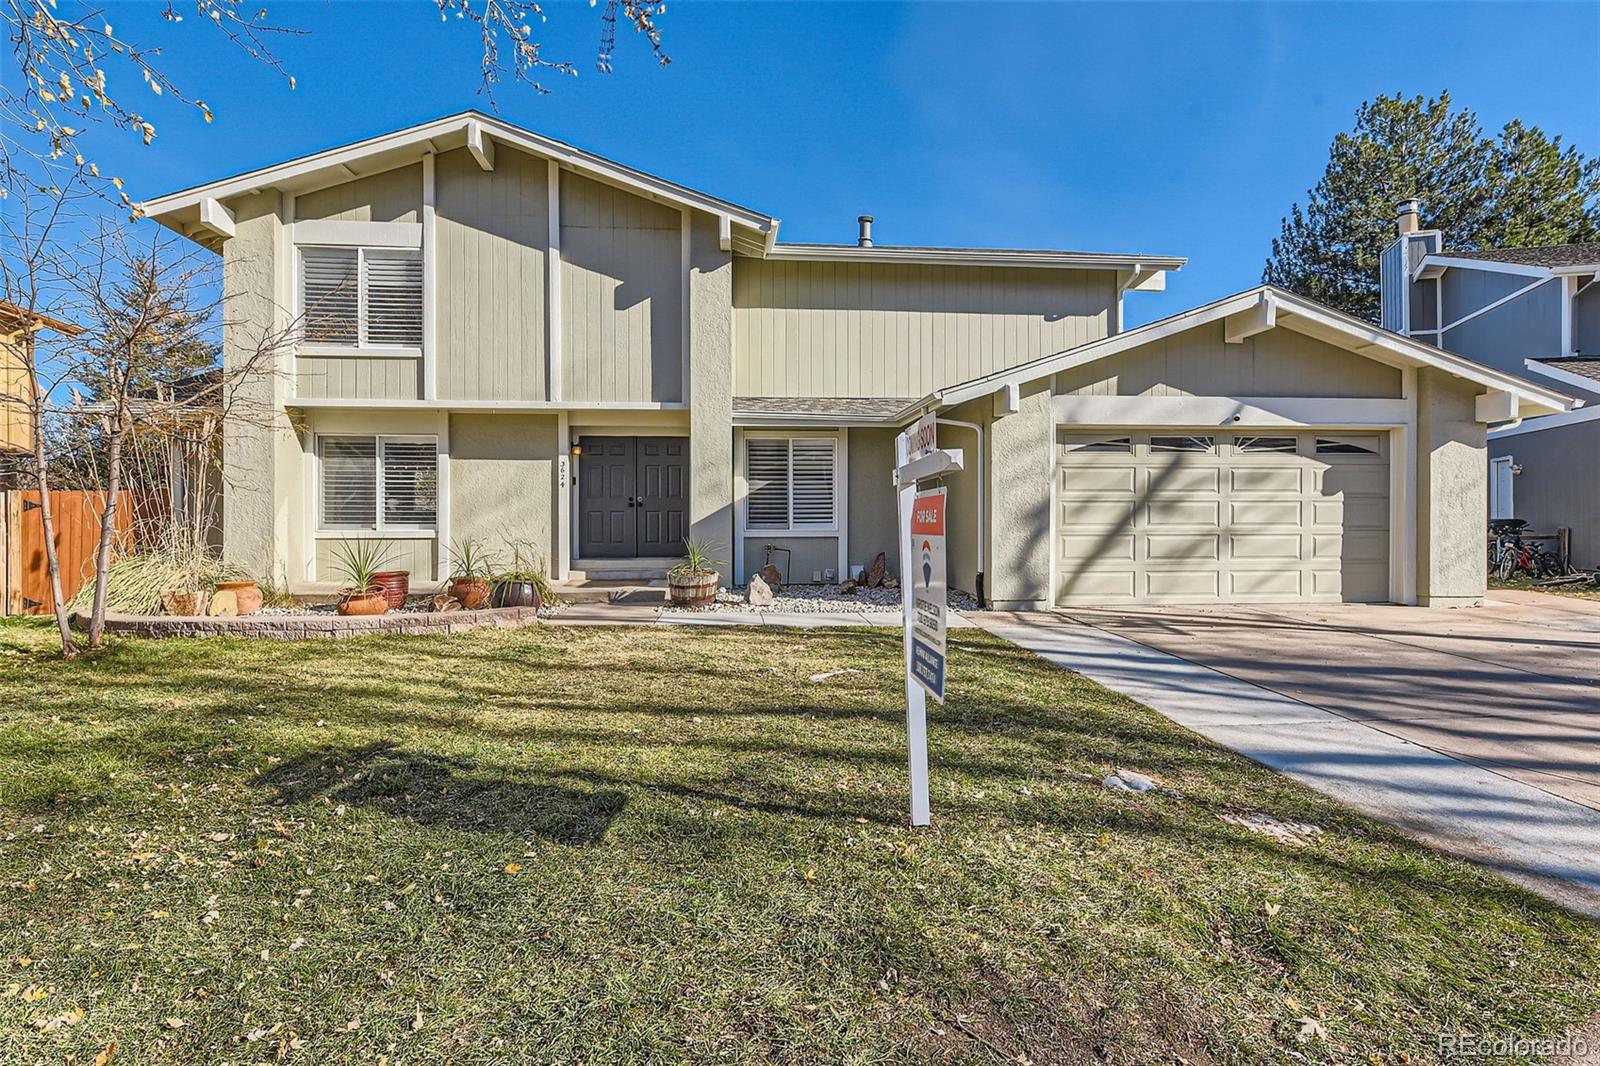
left=663, top=584, right=980, bottom=614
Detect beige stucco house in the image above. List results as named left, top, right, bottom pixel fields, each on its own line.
left=142, top=112, right=1574, bottom=609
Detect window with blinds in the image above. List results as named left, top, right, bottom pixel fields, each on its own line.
left=744, top=437, right=837, bottom=532
left=300, top=247, right=423, bottom=349
left=318, top=435, right=437, bottom=532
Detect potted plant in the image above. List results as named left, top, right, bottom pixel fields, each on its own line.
left=214, top=579, right=263, bottom=615
left=370, top=569, right=410, bottom=610
left=330, top=540, right=394, bottom=616
left=492, top=542, right=555, bottom=609
left=447, top=538, right=498, bottom=610
left=667, top=539, right=722, bottom=608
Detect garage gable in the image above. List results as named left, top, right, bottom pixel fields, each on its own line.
left=1054, top=317, right=1403, bottom=399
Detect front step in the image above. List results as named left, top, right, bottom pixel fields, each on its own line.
left=568, top=557, right=676, bottom=582
left=549, top=579, right=667, bottom=605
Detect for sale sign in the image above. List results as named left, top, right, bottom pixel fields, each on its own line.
left=909, top=487, right=948, bottom=702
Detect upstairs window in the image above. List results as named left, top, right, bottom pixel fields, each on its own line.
left=745, top=437, right=838, bottom=532
left=318, top=435, right=437, bottom=532
left=301, top=247, right=423, bottom=350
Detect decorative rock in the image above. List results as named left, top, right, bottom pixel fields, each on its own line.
left=430, top=594, right=462, bottom=613
left=207, top=589, right=239, bottom=617
left=883, top=576, right=899, bottom=590
left=746, top=574, right=777, bottom=607
left=758, top=564, right=784, bottom=595
left=864, top=552, right=887, bottom=588
left=1102, top=768, right=1158, bottom=793
left=837, top=579, right=857, bottom=595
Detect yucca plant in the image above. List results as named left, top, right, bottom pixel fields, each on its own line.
left=669, top=539, right=722, bottom=578
left=495, top=540, right=561, bottom=607
left=328, top=540, right=394, bottom=594
left=447, top=538, right=499, bottom=581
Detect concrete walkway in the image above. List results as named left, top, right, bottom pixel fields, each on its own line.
left=970, top=608, right=1600, bottom=919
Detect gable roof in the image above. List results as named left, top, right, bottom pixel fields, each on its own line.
left=1443, top=243, right=1600, bottom=270
left=141, top=110, right=779, bottom=254
left=927, top=285, right=1576, bottom=418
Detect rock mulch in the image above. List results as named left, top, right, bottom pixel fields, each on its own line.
left=78, top=604, right=550, bottom=641
left=663, top=585, right=981, bottom=614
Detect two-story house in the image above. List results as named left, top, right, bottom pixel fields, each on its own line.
left=142, top=113, right=1571, bottom=609
left=1381, top=199, right=1600, bottom=566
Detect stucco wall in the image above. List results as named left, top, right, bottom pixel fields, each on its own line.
left=447, top=413, right=560, bottom=569
left=1491, top=420, right=1600, bottom=569
left=742, top=537, right=839, bottom=585
left=1416, top=369, right=1487, bottom=606
left=220, top=190, right=301, bottom=585
left=688, top=212, right=734, bottom=585
left=988, top=380, right=1055, bottom=610
left=846, top=428, right=900, bottom=582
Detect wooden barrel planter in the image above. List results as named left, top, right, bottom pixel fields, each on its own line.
left=667, top=570, right=718, bottom=608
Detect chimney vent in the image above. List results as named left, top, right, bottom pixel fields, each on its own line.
left=1396, top=198, right=1421, bottom=236
left=857, top=215, right=874, bottom=248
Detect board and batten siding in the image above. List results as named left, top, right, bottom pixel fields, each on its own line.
left=1054, top=320, right=1403, bottom=398
left=559, top=171, right=683, bottom=403
left=1573, top=283, right=1600, bottom=356
left=296, top=356, right=421, bottom=401
left=435, top=146, right=550, bottom=401
left=733, top=261, right=1115, bottom=398
left=314, top=536, right=435, bottom=582
left=295, top=164, right=421, bottom=223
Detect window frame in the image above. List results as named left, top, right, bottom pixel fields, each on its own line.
left=314, top=433, right=439, bottom=537
left=297, top=245, right=424, bottom=358
left=739, top=432, right=842, bottom=536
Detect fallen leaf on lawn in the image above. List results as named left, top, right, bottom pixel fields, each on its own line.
left=15, top=957, right=32, bottom=968
left=343, top=1017, right=361, bottom=1031
left=164, top=1017, right=186, bottom=1029
left=503, top=863, right=521, bottom=875
left=207, top=833, right=231, bottom=843
left=20, top=984, right=47, bottom=1002
left=803, top=867, right=817, bottom=881
left=92, top=1040, right=116, bottom=1065
left=1296, top=1016, right=1328, bottom=1042
left=412, top=1006, right=424, bottom=1032
left=200, top=910, right=219, bottom=925
left=1264, top=902, right=1281, bottom=918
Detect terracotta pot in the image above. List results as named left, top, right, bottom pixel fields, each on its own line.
left=371, top=570, right=410, bottom=610
left=215, top=580, right=263, bottom=616
left=492, top=579, right=542, bottom=610
left=448, top=577, right=492, bottom=610
left=336, top=587, right=390, bottom=616
left=668, top=570, right=719, bottom=608
left=161, top=588, right=209, bottom=616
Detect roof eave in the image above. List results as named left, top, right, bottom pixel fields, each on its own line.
left=762, top=244, right=1186, bottom=272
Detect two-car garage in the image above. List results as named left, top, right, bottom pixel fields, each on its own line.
left=1054, top=430, right=1391, bottom=606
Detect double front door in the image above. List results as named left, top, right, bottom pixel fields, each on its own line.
left=577, top=436, right=689, bottom=558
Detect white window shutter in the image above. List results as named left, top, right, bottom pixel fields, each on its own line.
left=380, top=440, right=438, bottom=528
left=790, top=438, right=836, bottom=528
left=746, top=438, right=791, bottom=530
left=364, top=252, right=423, bottom=347
left=319, top=437, right=377, bottom=528
left=302, top=248, right=359, bottom=345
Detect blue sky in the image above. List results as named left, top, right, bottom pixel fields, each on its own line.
left=52, top=1, right=1600, bottom=326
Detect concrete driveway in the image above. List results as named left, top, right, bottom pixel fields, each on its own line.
left=1067, top=589, right=1600, bottom=809
left=973, top=590, right=1600, bottom=917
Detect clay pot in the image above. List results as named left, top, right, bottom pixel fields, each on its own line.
left=448, top=577, right=492, bottom=610
left=492, top=579, right=542, bottom=610
left=215, top=580, right=263, bottom=616
left=336, top=587, right=390, bottom=616
left=371, top=570, right=410, bottom=610
left=668, top=570, right=719, bottom=608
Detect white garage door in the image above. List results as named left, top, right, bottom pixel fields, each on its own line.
left=1055, top=430, right=1390, bottom=606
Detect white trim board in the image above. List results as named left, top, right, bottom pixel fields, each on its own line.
left=1053, top=395, right=1409, bottom=428
left=1490, top=405, right=1600, bottom=438
left=294, top=220, right=421, bottom=248
left=1524, top=358, right=1600, bottom=401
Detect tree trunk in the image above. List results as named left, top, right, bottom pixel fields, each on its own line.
left=29, top=412, right=77, bottom=659
left=87, top=411, right=128, bottom=648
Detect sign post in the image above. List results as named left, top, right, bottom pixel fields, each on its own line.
left=894, top=413, right=962, bottom=827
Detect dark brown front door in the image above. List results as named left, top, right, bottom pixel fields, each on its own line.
left=577, top=436, right=689, bottom=559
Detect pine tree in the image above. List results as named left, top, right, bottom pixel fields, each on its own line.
left=1264, top=92, right=1600, bottom=322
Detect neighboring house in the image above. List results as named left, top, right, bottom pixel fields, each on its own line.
left=141, top=113, right=1570, bottom=609
left=1380, top=199, right=1600, bottom=566
left=1, top=301, right=82, bottom=482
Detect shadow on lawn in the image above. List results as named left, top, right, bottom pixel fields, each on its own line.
left=255, top=741, right=625, bottom=845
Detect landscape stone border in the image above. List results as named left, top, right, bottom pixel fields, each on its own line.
left=74, top=606, right=543, bottom=641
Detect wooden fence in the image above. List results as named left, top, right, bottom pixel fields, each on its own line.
left=1, top=489, right=148, bottom=615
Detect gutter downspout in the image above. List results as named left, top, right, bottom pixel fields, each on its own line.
left=935, top=416, right=985, bottom=606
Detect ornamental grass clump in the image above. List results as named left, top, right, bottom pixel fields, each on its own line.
left=66, top=531, right=242, bottom=616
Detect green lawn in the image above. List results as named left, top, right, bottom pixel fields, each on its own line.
left=2, top=619, right=1597, bottom=1064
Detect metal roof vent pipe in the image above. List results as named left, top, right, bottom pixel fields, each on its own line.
left=1396, top=198, right=1421, bottom=236
left=857, top=215, right=874, bottom=247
